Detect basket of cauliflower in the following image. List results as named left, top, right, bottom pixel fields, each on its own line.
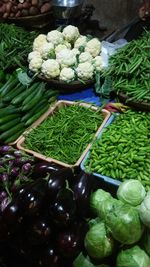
left=28, top=25, right=104, bottom=91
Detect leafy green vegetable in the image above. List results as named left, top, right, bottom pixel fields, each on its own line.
left=117, top=180, right=146, bottom=206
left=105, top=201, right=143, bottom=245
left=73, top=252, right=110, bottom=267
left=142, top=229, right=150, bottom=256
left=84, top=222, right=114, bottom=260
left=90, top=189, right=112, bottom=216
left=139, top=191, right=150, bottom=228
left=116, top=245, right=150, bottom=267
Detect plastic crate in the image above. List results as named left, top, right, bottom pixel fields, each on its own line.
left=16, top=100, right=111, bottom=168
left=80, top=114, right=121, bottom=187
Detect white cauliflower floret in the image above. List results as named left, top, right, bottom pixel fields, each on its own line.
left=85, top=38, right=101, bottom=57
left=28, top=51, right=41, bottom=62
left=55, top=43, right=71, bottom=54
left=47, top=30, right=64, bottom=45
left=33, top=34, right=47, bottom=53
left=56, top=49, right=77, bottom=67
left=41, top=59, right=60, bottom=79
left=93, top=55, right=104, bottom=72
left=79, top=52, right=93, bottom=63
left=29, top=57, right=43, bottom=73
left=76, top=62, right=94, bottom=81
left=59, top=67, right=75, bottom=82
left=74, top=35, right=87, bottom=48
left=62, top=25, right=80, bottom=43
left=40, top=42, right=55, bottom=60
left=71, top=48, right=80, bottom=57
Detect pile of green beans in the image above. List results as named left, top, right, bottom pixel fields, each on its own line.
left=85, top=110, right=150, bottom=191
left=24, top=104, right=104, bottom=165
left=104, top=31, right=150, bottom=102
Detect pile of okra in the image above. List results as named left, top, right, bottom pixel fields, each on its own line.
left=104, top=31, right=150, bottom=102
left=85, top=110, right=150, bottom=191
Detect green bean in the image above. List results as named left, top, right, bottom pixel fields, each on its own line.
left=24, top=104, right=104, bottom=165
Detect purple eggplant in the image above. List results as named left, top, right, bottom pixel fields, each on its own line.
left=46, top=168, right=75, bottom=202
left=38, top=244, right=61, bottom=267
left=0, top=145, right=14, bottom=155
left=27, top=216, right=53, bottom=245
left=17, top=179, right=47, bottom=216
left=73, top=172, right=93, bottom=218
left=32, top=161, right=60, bottom=178
left=2, top=200, right=22, bottom=233
left=57, top=222, right=85, bottom=259
left=50, top=187, right=76, bottom=228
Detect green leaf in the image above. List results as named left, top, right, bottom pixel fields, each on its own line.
left=16, top=68, right=34, bottom=86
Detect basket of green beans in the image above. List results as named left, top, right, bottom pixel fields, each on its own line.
left=16, top=100, right=111, bottom=168
left=104, top=31, right=150, bottom=110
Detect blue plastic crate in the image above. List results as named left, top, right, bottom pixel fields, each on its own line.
left=80, top=114, right=121, bottom=187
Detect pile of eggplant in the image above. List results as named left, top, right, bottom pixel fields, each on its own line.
left=0, top=145, right=95, bottom=267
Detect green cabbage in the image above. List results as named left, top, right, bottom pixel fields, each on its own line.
left=90, top=189, right=112, bottom=216
left=142, top=230, right=150, bottom=256
left=117, top=180, right=146, bottom=206
left=73, top=252, right=110, bottom=267
left=105, top=201, right=143, bottom=244
left=139, top=191, right=150, bottom=228
left=116, top=245, right=150, bottom=267
left=84, top=222, right=114, bottom=260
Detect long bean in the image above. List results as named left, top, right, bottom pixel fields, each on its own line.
left=24, top=104, right=104, bottom=165
left=0, top=23, right=38, bottom=70
left=104, top=31, right=150, bottom=102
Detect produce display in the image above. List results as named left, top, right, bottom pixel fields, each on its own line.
left=0, top=158, right=93, bottom=266
left=104, top=31, right=150, bottom=102
left=0, top=0, right=52, bottom=18
left=28, top=25, right=103, bottom=82
left=0, top=145, right=36, bottom=212
left=84, top=109, right=150, bottom=191
left=0, top=23, right=38, bottom=70
left=0, top=73, right=58, bottom=144
left=0, top=19, right=150, bottom=267
left=73, top=180, right=150, bottom=267
left=23, top=104, right=104, bottom=165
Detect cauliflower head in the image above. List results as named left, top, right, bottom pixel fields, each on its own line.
left=74, top=35, right=87, bottom=49
left=28, top=51, right=41, bottom=62
left=40, top=42, right=55, bottom=60
left=59, top=67, right=75, bottom=82
left=55, top=43, right=71, bottom=54
left=62, top=25, right=80, bottom=43
left=41, top=59, right=60, bottom=79
left=76, top=62, right=94, bottom=81
left=93, top=55, right=104, bottom=72
left=79, top=52, right=93, bottom=63
left=47, top=30, right=64, bottom=45
left=85, top=38, right=101, bottom=57
left=71, top=48, right=80, bottom=57
left=56, top=49, right=77, bottom=68
left=33, top=34, right=47, bottom=53
left=29, top=57, right=43, bottom=73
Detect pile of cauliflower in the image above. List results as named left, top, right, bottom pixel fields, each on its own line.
left=28, top=25, right=104, bottom=82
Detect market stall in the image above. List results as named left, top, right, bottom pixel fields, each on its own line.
left=0, top=1, right=150, bottom=266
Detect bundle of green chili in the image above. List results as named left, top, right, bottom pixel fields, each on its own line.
left=0, top=23, right=38, bottom=71
left=24, top=104, right=104, bottom=165
left=104, top=31, right=150, bottom=102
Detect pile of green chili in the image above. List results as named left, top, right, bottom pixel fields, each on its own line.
left=85, top=109, right=150, bottom=191
left=24, top=104, right=104, bottom=165
left=104, top=31, right=150, bottom=102
left=0, top=23, right=38, bottom=70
